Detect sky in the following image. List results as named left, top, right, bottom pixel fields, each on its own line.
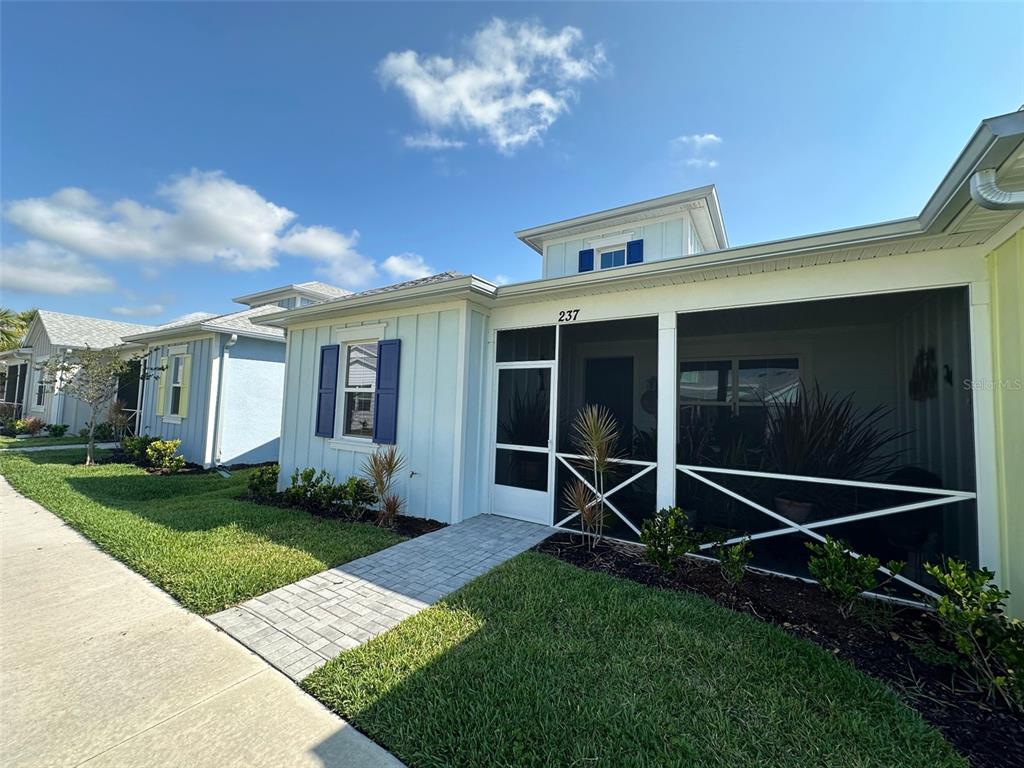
left=1, top=2, right=1022, bottom=324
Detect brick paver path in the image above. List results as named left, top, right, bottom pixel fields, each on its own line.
left=210, top=515, right=550, bottom=680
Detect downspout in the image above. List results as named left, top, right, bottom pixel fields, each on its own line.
left=970, top=168, right=1024, bottom=210
left=211, top=333, right=238, bottom=467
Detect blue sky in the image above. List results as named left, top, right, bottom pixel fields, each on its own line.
left=2, top=2, right=1022, bottom=323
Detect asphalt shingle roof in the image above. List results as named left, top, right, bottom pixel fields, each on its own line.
left=294, top=281, right=353, bottom=299
left=36, top=310, right=155, bottom=349
left=124, top=305, right=285, bottom=342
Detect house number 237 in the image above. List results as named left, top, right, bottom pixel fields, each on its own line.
left=557, top=309, right=580, bottom=323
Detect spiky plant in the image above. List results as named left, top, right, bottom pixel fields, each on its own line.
left=361, top=445, right=407, bottom=527
left=570, top=404, right=621, bottom=541
left=562, top=478, right=600, bottom=548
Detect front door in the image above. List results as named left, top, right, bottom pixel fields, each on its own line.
left=491, top=363, right=554, bottom=524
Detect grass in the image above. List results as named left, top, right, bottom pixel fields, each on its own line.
left=0, top=450, right=404, bottom=614
left=0, top=434, right=89, bottom=448
left=304, top=552, right=964, bottom=768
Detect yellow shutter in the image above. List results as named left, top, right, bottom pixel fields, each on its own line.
left=155, top=356, right=168, bottom=416
left=177, top=354, right=192, bottom=418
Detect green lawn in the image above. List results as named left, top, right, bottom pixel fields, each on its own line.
left=0, top=435, right=89, bottom=448
left=0, top=450, right=404, bottom=614
left=304, top=553, right=963, bottom=768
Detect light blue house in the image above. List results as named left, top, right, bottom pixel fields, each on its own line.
left=122, top=281, right=349, bottom=467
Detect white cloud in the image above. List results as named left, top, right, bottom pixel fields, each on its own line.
left=0, top=240, right=114, bottom=295
left=673, top=133, right=722, bottom=150
left=671, top=133, right=723, bottom=171
left=379, top=18, right=605, bottom=154
left=381, top=252, right=434, bottom=281
left=3, top=170, right=381, bottom=290
left=111, top=303, right=165, bottom=317
left=403, top=133, right=466, bottom=150
left=492, top=274, right=511, bottom=286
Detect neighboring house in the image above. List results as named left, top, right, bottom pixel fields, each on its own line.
left=260, top=109, right=1024, bottom=616
left=0, top=311, right=154, bottom=431
left=121, top=281, right=350, bottom=467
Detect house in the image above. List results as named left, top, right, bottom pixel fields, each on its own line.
left=0, top=311, right=155, bottom=432
left=121, top=281, right=350, bottom=467
left=259, top=110, right=1024, bottom=614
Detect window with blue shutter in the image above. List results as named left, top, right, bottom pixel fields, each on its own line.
left=372, top=339, right=401, bottom=444
left=315, top=344, right=339, bottom=437
left=626, top=238, right=644, bottom=264
left=578, top=248, right=594, bottom=273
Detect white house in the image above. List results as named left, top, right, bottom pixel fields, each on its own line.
left=0, top=311, right=155, bottom=432
left=122, top=281, right=349, bottom=467
left=260, top=110, right=1024, bottom=612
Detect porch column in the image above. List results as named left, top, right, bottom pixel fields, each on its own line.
left=656, top=311, right=677, bottom=512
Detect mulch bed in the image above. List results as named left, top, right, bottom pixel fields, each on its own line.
left=535, top=532, right=1024, bottom=768
left=96, top=450, right=208, bottom=475
left=244, top=493, right=447, bottom=540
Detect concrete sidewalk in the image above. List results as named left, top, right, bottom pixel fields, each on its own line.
left=0, top=475, right=402, bottom=768
left=0, top=441, right=119, bottom=453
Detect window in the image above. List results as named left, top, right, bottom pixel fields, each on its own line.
left=342, top=342, right=377, bottom=438
left=169, top=355, right=186, bottom=416
left=689, top=226, right=704, bottom=255
left=34, top=370, right=45, bottom=408
left=600, top=247, right=626, bottom=269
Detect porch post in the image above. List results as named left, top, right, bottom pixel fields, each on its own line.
left=656, top=311, right=677, bottom=511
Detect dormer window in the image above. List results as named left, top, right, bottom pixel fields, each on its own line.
left=599, top=247, right=626, bottom=269
left=578, top=238, right=644, bottom=273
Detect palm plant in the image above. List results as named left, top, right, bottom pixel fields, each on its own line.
left=570, top=404, right=621, bottom=541
left=0, top=307, right=35, bottom=351
left=562, top=478, right=599, bottom=548
left=361, top=445, right=407, bottom=527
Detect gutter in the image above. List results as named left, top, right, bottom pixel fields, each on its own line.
left=970, top=168, right=1024, bottom=210
left=210, top=333, right=238, bottom=467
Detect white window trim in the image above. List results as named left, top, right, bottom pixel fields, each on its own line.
left=328, top=323, right=387, bottom=451
left=30, top=359, right=48, bottom=411
left=597, top=243, right=629, bottom=271
left=164, top=353, right=187, bottom=421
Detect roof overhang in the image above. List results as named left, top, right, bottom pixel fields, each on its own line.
left=231, top=284, right=345, bottom=307
left=514, top=185, right=729, bottom=254
left=255, top=276, right=499, bottom=328
left=121, top=323, right=281, bottom=345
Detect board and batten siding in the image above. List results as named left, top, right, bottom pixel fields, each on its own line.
left=278, top=306, right=471, bottom=523
left=542, top=211, right=697, bottom=279
left=138, top=336, right=215, bottom=464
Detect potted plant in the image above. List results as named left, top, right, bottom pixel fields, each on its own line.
left=761, top=383, right=906, bottom=523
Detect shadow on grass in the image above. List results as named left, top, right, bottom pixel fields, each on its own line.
left=304, top=553, right=965, bottom=768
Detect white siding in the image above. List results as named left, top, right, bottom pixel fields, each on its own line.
left=278, top=306, right=467, bottom=523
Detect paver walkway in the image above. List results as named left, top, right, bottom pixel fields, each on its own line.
left=211, top=515, right=550, bottom=680
left=0, top=475, right=402, bottom=768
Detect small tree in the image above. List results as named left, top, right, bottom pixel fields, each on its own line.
left=41, top=348, right=140, bottom=466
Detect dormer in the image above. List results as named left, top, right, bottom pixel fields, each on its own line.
left=515, top=186, right=728, bottom=279
left=231, top=281, right=352, bottom=310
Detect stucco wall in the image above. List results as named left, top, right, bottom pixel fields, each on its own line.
left=988, top=227, right=1024, bottom=617
left=278, top=305, right=465, bottom=523
left=218, top=336, right=285, bottom=465
left=138, top=336, right=216, bottom=464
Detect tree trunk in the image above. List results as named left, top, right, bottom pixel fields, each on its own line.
left=86, top=413, right=96, bottom=466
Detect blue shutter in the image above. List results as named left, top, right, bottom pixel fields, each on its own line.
left=372, top=339, right=401, bottom=444
left=315, top=345, right=339, bottom=438
left=626, top=239, right=644, bottom=264
left=578, top=248, right=594, bottom=272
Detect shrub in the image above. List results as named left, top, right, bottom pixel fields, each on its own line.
left=122, top=434, right=158, bottom=465
left=46, top=423, right=69, bottom=437
left=362, top=446, right=407, bottom=527
left=805, top=536, right=902, bottom=618
left=284, top=467, right=335, bottom=512
left=924, top=558, right=1023, bottom=710
left=715, top=537, right=753, bottom=587
left=146, top=438, right=185, bottom=473
left=640, top=506, right=697, bottom=573
left=247, top=464, right=280, bottom=502
left=14, top=417, right=46, bottom=436
left=340, top=476, right=376, bottom=519
left=92, top=421, right=116, bottom=441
